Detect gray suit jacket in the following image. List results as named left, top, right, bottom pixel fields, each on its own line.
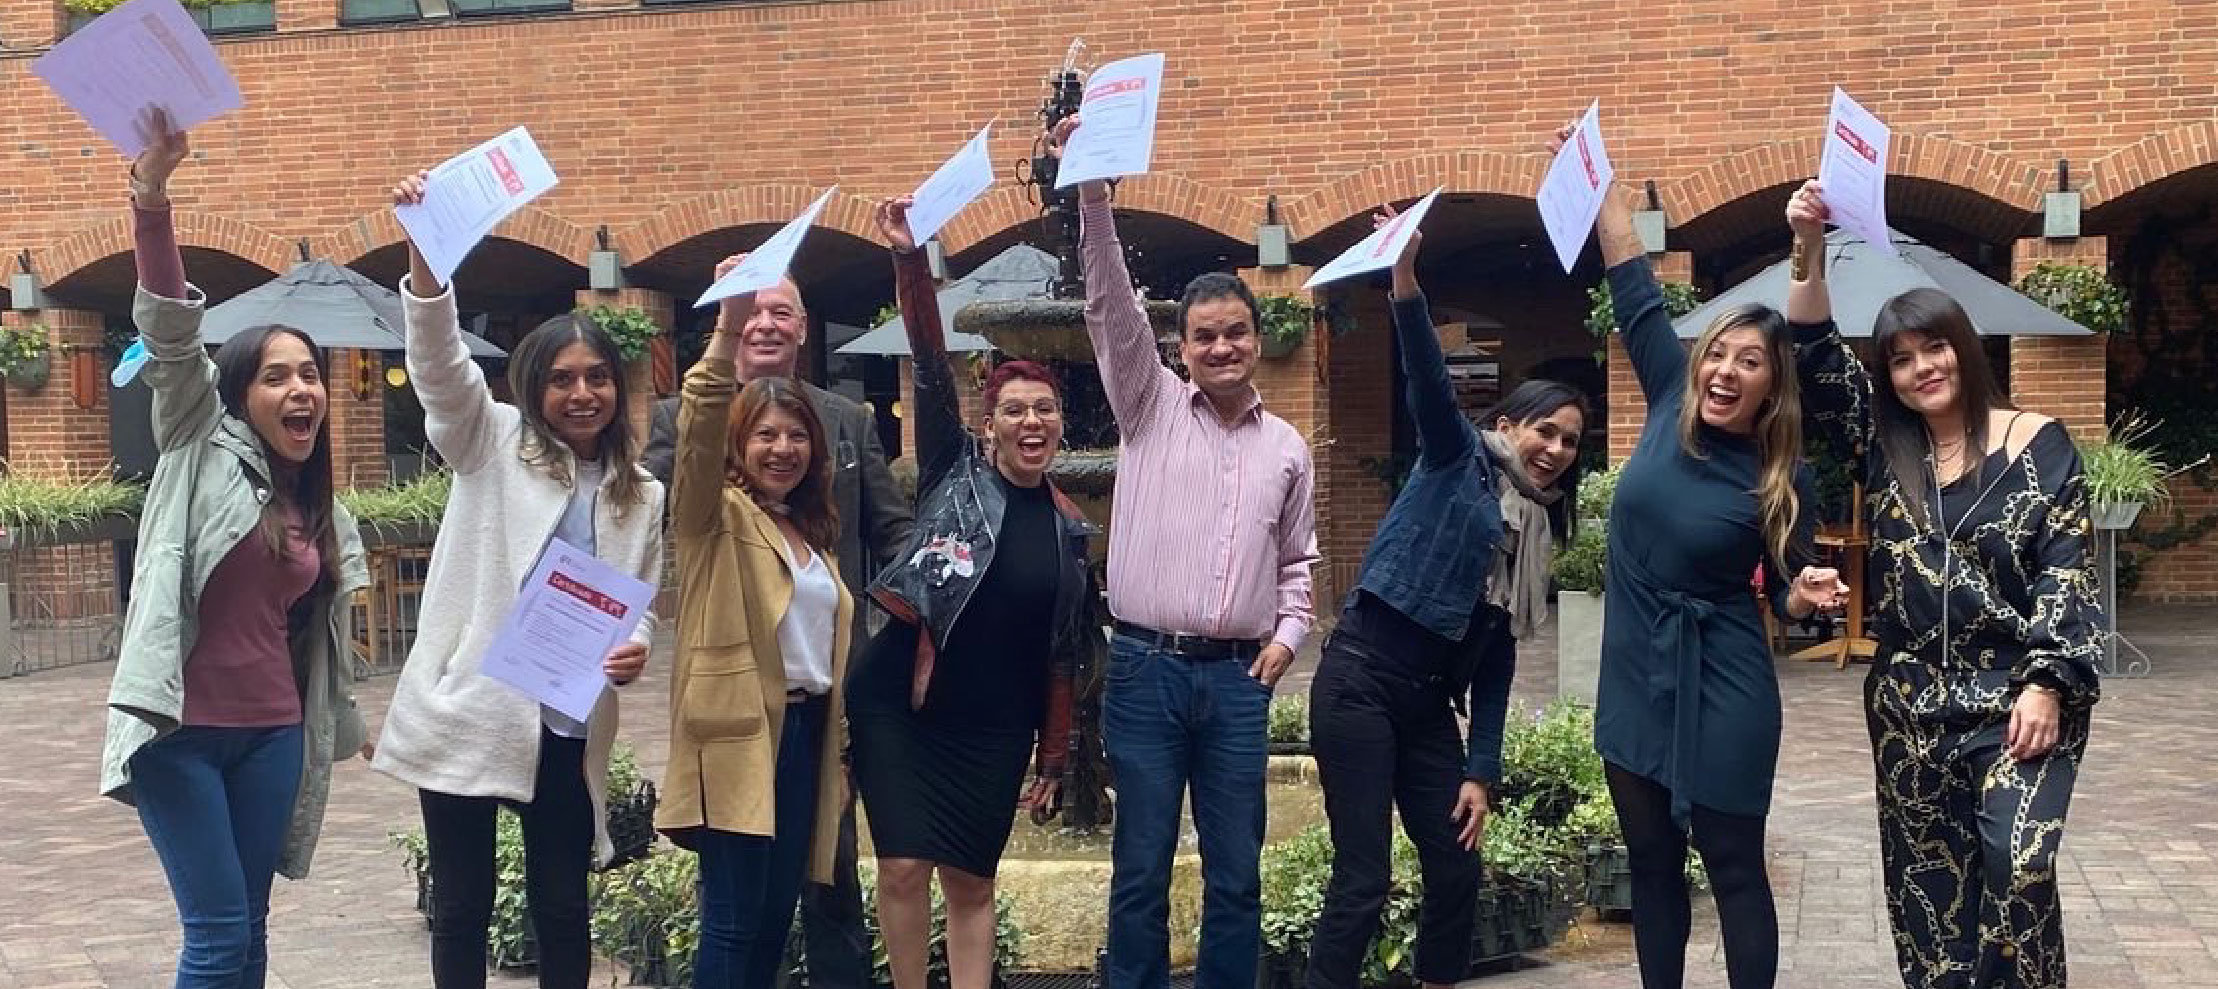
left=643, top=382, right=914, bottom=645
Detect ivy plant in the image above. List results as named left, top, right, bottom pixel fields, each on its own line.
left=583, top=305, right=664, bottom=363
left=2016, top=262, right=2129, bottom=335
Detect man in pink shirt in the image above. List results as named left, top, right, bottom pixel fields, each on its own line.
left=1053, top=118, right=1318, bottom=989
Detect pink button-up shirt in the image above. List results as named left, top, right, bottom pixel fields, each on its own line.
left=1081, top=199, right=1318, bottom=652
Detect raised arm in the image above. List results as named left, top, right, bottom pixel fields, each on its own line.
left=878, top=197, right=969, bottom=491
left=1784, top=181, right=1876, bottom=488
left=671, top=255, right=752, bottom=539
left=1380, top=208, right=1477, bottom=468
left=1054, top=116, right=1179, bottom=435
left=127, top=111, right=224, bottom=453
left=392, top=171, right=505, bottom=476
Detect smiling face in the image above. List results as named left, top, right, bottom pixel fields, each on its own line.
left=740, top=404, right=813, bottom=503
left=736, top=278, right=808, bottom=382
left=986, top=379, right=1064, bottom=486
left=1885, top=329, right=1962, bottom=418
left=539, top=341, right=618, bottom=460
left=1496, top=402, right=1584, bottom=490
left=242, top=331, right=327, bottom=467
left=1180, top=296, right=1260, bottom=402
left=1692, top=323, right=1777, bottom=435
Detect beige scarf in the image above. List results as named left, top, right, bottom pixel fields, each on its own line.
left=1482, top=430, right=1564, bottom=640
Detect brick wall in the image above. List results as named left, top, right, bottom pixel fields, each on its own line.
left=327, top=348, right=390, bottom=489
left=0, top=310, right=109, bottom=476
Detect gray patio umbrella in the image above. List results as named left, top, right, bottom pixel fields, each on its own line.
left=836, top=243, right=1063, bottom=356
left=200, top=259, right=506, bottom=357
left=1672, top=228, right=2092, bottom=338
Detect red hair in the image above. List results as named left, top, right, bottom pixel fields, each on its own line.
left=982, top=360, right=1062, bottom=407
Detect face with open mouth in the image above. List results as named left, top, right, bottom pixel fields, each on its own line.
left=1179, top=297, right=1260, bottom=402
left=244, top=332, right=327, bottom=467
left=1692, top=324, right=1777, bottom=435
left=1496, top=402, right=1584, bottom=491
left=741, top=405, right=815, bottom=503
left=736, top=279, right=808, bottom=382
left=539, top=342, right=618, bottom=461
left=986, top=379, right=1063, bottom=487
left=1885, top=329, right=1961, bottom=418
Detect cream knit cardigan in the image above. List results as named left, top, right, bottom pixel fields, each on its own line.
left=371, top=278, right=665, bottom=864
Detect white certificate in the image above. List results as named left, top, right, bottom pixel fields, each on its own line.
left=31, top=0, right=243, bottom=158
left=1817, top=87, right=1896, bottom=256
left=696, top=187, right=838, bottom=308
left=1302, top=188, right=1444, bottom=290
left=1054, top=53, right=1166, bottom=188
left=394, top=127, right=561, bottom=287
left=480, top=537, right=655, bottom=724
left=906, top=122, right=998, bottom=247
left=1535, top=101, right=1617, bottom=274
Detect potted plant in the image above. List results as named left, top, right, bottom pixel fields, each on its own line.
left=1256, top=294, right=1313, bottom=359
left=1266, top=695, right=1310, bottom=756
left=2079, top=412, right=2194, bottom=531
left=0, top=466, right=145, bottom=548
left=584, top=305, right=665, bottom=364
left=2015, top=262, right=2129, bottom=335
left=1585, top=282, right=1701, bottom=363
left=0, top=323, right=52, bottom=391
left=337, top=467, right=452, bottom=548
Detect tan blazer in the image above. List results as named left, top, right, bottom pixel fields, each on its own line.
left=656, top=358, right=854, bottom=883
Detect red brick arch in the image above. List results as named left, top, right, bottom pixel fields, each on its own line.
left=1661, top=134, right=2047, bottom=223
left=934, top=172, right=1258, bottom=255
left=2085, top=120, right=2218, bottom=209
left=42, top=210, right=294, bottom=284
left=1280, top=151, right=1549, bottom=241
left=618, top=186, right=887, bottom=264
left=320, top=204, right=594, bottom=268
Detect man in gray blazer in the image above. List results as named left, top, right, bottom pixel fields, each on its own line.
left=641, top=267, right=912, bottom=988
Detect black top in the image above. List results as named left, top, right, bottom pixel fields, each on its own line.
left=850, top=471, right=1062, bottom=732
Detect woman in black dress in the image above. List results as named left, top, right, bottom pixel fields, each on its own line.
left=847, top=196, right=1100, bottom=989
left=1786, top=182, right=2101, bottom=989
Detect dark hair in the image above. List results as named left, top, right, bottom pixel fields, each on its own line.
left=509, top=314, right=647, bottom=514
left=1483, top=378, right=1591, bottom=545
left=983, top=360, right=1062, bottom=408
left=1678, top=303, right=1804, bottom=571
left=1176, top=272, right=1260, bottom=341
left=212, top=324, right=339, bottom=583
left=1871, top=287, right=2010, bottom=523
left=728, top=377, right=840, bottom=552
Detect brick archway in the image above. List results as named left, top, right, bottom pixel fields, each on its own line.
left=320, top=204, right=595, bottom=268
left=618, top=186, right=887, bottom=264
left=1663, top=134, right=2047, bottom=226
left=41, top=211, right=295, bottom=285
left=2085, top=120, right=2218, bottom=210
left=1281, top=151, right=1548, bottom=241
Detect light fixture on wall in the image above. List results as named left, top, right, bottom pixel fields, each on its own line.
left=10, top=250, right=45, bottom=312
left=925, top=239, right=948, bottom=281
left=589, top=224, right=626, bottom=290
left=71, top=348, right=98, bottom=410
left=1634, top=180, right=1668, bottom=255
left=352, top=351, right=376, bottom=401
left=2044, top=159, right=2081, bottom=240
left=1257, top=194, right=1291, bottom=268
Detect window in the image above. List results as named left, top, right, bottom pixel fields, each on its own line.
left=340, top=0, right=421, bottom=24
left=191, top=0, right=276, bottom=34
left=446, top=0, right=568, bottom=17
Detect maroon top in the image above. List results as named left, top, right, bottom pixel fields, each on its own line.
left=181, top=505, right=322, bottom=727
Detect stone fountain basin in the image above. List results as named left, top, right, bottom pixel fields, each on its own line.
left=855, top=756, right=1323, bottom=970
left=954, top=298, right=1180, bottom=363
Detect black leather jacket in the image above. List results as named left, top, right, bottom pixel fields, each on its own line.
left=868, top=248, right=1099, bottom=781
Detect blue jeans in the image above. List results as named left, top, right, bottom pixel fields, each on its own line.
left=1103, top=635, right=1269, bottom=989
left=696, top=696, right=826, bottom=989
left=130, top=724, right=306, bottom=989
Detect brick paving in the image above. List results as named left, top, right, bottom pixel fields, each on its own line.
left=1, top=605, right=2209, bottom=988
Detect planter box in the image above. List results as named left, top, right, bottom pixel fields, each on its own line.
left=6, top=514, right=137, bottom=549
left=605, top=783, right=660, bottom=869
left=358, top=519, right=439, bottom=549
left=1556, top=592, right=1604, bottom=705
left=1469, top=875, right=1565, bottom=969
left=1583, top=844, right=1634, bottom=918
left=2091, top=501, right=2144, bottom=531
left=1265, top=741, right=1312, bottom=757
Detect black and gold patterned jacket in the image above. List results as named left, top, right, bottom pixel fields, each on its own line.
left=1793, top=319, right=2103, bottom=721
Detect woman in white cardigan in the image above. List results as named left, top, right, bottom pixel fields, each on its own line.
left=372, top=172, right=665, bottom=989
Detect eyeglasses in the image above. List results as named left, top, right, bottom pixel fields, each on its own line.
left=993, top=402, right=1063, bottom=422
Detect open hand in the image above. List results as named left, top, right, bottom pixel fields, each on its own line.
left=1451, top=781, right=1490, bottom=851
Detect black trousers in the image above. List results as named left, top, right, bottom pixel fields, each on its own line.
left=1605, top=764, right=1776, bottom=989
left=1304, top=632, right=1483, bottom=988
left=419, top=729, right=594, bottom=989
left=1868, top=667, right=2081, bottom=989
left=791, top=793, right=871, bottom=988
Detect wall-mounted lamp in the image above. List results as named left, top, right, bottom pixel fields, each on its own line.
left=589, top=224, right=626, bottom=290
left=352, top=350, right=376, bottom=401
left=297, top=238, right=313, bottom=263
left=2044, top=158, right=2081, bottom=240
left=925, top=239, right=948, bottom=281
left=1633, top=180, right=1668, bottom=255
left=10, top=250, right=44, bottom=312
left=71, top=348, right=98, bottom=410
left=1257, top=194, right=1291, bottom=268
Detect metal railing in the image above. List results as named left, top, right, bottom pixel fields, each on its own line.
left=0, top=521, right=131, bottom=679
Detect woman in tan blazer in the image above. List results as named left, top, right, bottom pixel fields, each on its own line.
left=657, top=256, right=854, bottom=989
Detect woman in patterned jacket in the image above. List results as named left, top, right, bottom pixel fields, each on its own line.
left=1785, top=181, right=2103, bottom=989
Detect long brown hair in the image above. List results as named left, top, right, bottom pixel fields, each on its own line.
left=1678, top=304, right=1803, bottom=571
left=509, top=314, right=649, bottom=516
left=1871, top=288, right=2010, bottom=524
left=727, top=377, right=839, bottom=551
left=212, top=325, right=339, bottom=585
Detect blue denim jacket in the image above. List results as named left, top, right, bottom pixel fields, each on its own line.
left=1351, top=292, right=1505, bottom=641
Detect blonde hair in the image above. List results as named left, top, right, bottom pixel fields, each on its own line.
left=1678, top=304, right=1803, bottom=571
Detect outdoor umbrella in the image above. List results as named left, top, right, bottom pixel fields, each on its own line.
left=835, top=243, right=1064, bottom=356
left=1672, top=228, right=2092, bottom=338
left=199, top=259, right=507, bottom=356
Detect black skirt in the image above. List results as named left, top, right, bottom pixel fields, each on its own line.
left=849, top=701, right=1034, bottom=878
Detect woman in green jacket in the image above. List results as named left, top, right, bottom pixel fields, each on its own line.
left=98, top=110, right=371, bottom=989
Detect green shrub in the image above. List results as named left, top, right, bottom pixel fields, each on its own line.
left=1267, top=695, right=1310, bottom=745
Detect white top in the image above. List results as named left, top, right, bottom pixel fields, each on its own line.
left=776, top=539, right=840, bottom=695
left=541, top=459, right=606, bottom=739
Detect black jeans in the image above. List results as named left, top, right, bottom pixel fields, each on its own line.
left=1304, top=630, right=1484, bottom=989
left=792, top=797, right=871, bottom=989
left=1605, top=763, right=1775, bottom=989
left=419, top=729, right=594, bottom=989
